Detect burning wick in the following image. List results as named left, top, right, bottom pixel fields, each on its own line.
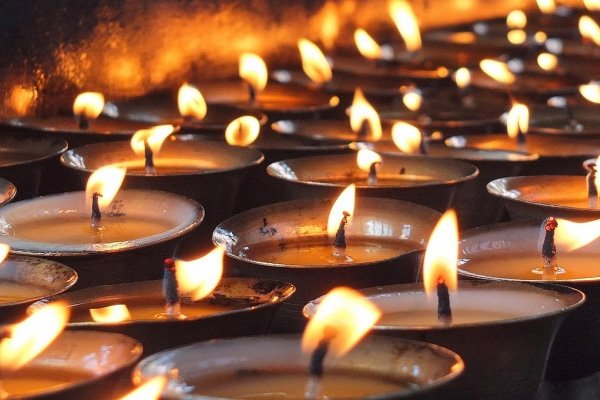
left=160, top=258, right=184, bottom=319
left=533, top=217, right=565, bottom=277
left=143, top=139, right=156, bottom=175
left=91, top=192, right=103, bottom=229
left=436, top=277, right=452, bottom=324
left=584, top=159, right=598, bottom=208
left=367, top=162, right=380, bottom=185
left=305, top=326, right=338, bottom=400
left=332, top=211, right=350, bottom=259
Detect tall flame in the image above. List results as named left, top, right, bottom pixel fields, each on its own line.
left=584, top=0, right=600, bottom=11
left=327, top=184, right=356, bottom=238
left=580, top=82, right=600, bottom=104
left=302, top=287, right=381, bottom=357
left=350, top=88, right=382, bottom=141
left=480, top=59, right=516, bottom=85
left=423, top=210, right=458, bottom=296
left=388, top=0, right=422, bottom=52
left=120, top=377, right=167, bottom=400
left=506, top=103, right=529, bottom=138
left=0, top=302, right=69, bottom=371
left=391, top=122, right=422, bottom=154
left=354, top=29, right=384, bottom=61
left=356, top=149, right=382, bottom=172
left=537, top=53, right=558, bottom=71
left=579, top=16, right=600, bottom=46
left=130, top=125, right=176, bottom=156
left=239, top=53, right=268, bottom=93
left=402, top=88, right=423, bottom=112
left=175, top=246, right=225, bottom=301
left=85, top=165, right=127, bottom=210
left=298, top=39, right=332, bottom=84
left=178, top=83, right=207, bottom=120
left=89, top=304, right=132, bottom=323
left=318, top=1, right=340, bottom=50
left=555, top=218, right=600, bottom=252
left=73, top=92, right=105, bottom=120
left=506, top=10, right=527, bottom=29
left=537, top=0, right=556, bottom=14
left=225, top=116, right=260, bottom=147
left=454, top=68, right=471, bottom=89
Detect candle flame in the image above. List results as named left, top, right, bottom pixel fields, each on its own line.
left=225, top=116, right=260, bottom=147
left=302, top=287, right=381, bottom=358
left=584, top=0, right=600, bottom=11
left=402, top=89, right=423, bottom=112
left=554, top=218, right=600, bottom=252
left=423, top=210, right=458, bottom=296
left=354, top=29, right=384, bottom=61
left=85, top=165, right=127, bottom=210
left=178, top=83, right=207, bottom=120
left=506, top=103, right=529, bottom=138
left=6, top=85, right=37, bottom=117
left=537, top=53, right=558, bottom=71
left=0, top=302, right=69, bottom=371
left=130, top=125, right=176, bottom=156
left=388, top=0, right=422, bottom=52
left=356, top=149, right=382, bottom=172
left=327, top=184, right=356, bottom=238
left=480, top=59, right=516, bottom=85
left=506, top=10, right=527, bottom=29
left=120, top=376, right=167, bottom=400
left=298, top=38, right=332, bottom=84
left=579, top=16, right=600, bottom=46
left=537, top=0, right=556, bottom=14
left=453, top=68, right=471, bottom=89
left=534, top=31, right=548, bottom=43
left=175, top=246, right=224, bottom=301
left=318, top=1, right=340, bottom=50
left=0, top=243, right=9, bottom=266
left=73, top=92, right=105, bottom=120
left=391, top=122, right=422, bottom=154
left=580, top=82, right=600, bottom=104
left=239, top=53, right=268, bottom=93
left=350, top=88, right=382, bottom=141
left=89, top=304, right=131, bottom=323
left=507, top=29, right=527, bottom=44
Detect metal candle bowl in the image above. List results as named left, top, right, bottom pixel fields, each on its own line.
left=0, top=255, right=77, bottom=323
left=0, top=190, right=203, bottom=288
left=305, top=281, right=584, bottom=400
left=458, top=220, right=600, bottom=380
left=213, top=197, right=441, bottom=331
left=529, top=105, right=600, bottom=138
left=0, top=330, right=142, bottom=400
left=28, top=277, right=295, bottom=356
left=266, top=153, right=479, bottom=212
left=487, top=175, right=600, bottom=221
left=133, top=335, right=464, bottom=400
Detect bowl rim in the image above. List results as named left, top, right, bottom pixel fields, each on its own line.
left=0, top=131, right=68, bottom=168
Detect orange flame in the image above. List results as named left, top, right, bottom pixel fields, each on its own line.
left=327, top=184, right=356, bottom=238
left=356, top=149, right=382, bottom=172
left=302, top=287, right=381, bottom=357
left=391, top=122, right=422, bottom=154
left=225, top=116, right=260, bottom=147
left=506, top=10, right=527, bottom=29
left=534, top=31, right=548, bottom=43
left=6, top=85, right=37, bottom=117
left=537, top=0, right=556, bottom=14
left=453, top=68, right=471, bottom=89
left=178, top=83, right=207, bottom=120
left=239, top=53, right=268, bottom=93
left=580, top=82, right=600, bottom=104
left=423, top=210, right=458, bottom=296
left=120, top=376, right=167, bottom=400
left=537, top=53, right=558, bottom=71
left=318, top=1, right=340, bottom=50
left=298, top=39, right=332, bottom=84
left=130, top=125, right=176, bottom=157
left=85, top=165, right=127, bottom=210
left=0, top=243, right=9, bottom=265
left=354, top=29, right=384, bottom=61
left=175, top=246, right=224, bottom=301
left=506, top=103, right=529, bottom=138
left=0, top=302, right=69, bottom=371
left=350, top=88, right=382, bottom=141
left=584, top=0, right=600, bottom=11
left=579, top=16, right=600, bottom=46
left=89, top=304, right=131, bottom=323
left=73, top=92, right=105, bottom=120
left=480, top=59, right=516, bottom=85
left=389, top=0, right=422, bottom=52
left=554, top=218, right=600, bottom=252
left=402, top=89, right=423, bottom=112
left=507, top=29, right=527, bottom=44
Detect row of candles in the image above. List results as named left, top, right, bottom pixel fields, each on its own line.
left=2, top=0, right=600, bottom=399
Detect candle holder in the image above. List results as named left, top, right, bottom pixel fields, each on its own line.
left=271, top=118, right=388, bottom=144
left=266, top=153, right=479, bottom=212
left=0, top=255, right=77, bottom=323
left=529, top=105, right=600, bottom=138
left=28, top=277, right=295, bottom=356
left=0, top=190, right=203, bottom=288
left=133, top=334, right=463, bottom=400
left=458, top=219, right=600, bottom=380
left=305, top=281, right=584, bottom=400
left=213, top=197, right=441, bottom=331
left=0, top=178, right=16, bottom=206
left=0, top=330, right=142, bottom=400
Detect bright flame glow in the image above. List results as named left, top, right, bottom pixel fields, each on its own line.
left=507, top=103, right=530, bottom=138
left=350, top=89, right=382, bottom=141
left=354, top=29, right=383, bottom=60
left=178, top=83, right=207, bottom=120
left=120, top=376, right=167, bottom=400
left=423, top=210, right=458, bottom=296
left=555, top=219, right=600, bottom=252
left=507, top=29, right=527, bottom=44
left=302, top=287, right=381, bottom=357
left=356, top=149, right=382, bottom=172
left=537, top=0, right=556, bottom=14
left=225, top=116, right=260, bottom=147
left=454, top=68, right=471, bottom=89
left=318, top=1, right=339, bottom=50
left=175, top=246, right=224, bottom=301
left=72, top=92, right=105, bottom=119
left=298, top=39, right=332, bottom=84
left=579, top=16, right=600, bottom=46
left=85, top=165, right=127, bottom=210
left=327, top=184, right=356, bottom=238
left=239, top=53, right=268, bottom=93
left=6, top=85, right=37, bottom=116
left=0, top=244, right=9, bottom=265
left=391, top=122, right=422, bottom=154
left=537, top=53, right=558, bottom=71
left=402, top=90, right=423, bottom=112
left=534, top=31, right=548, bottom=43
left=584, top=0, right=600, bottom=11
left=389, top=0, right=422, bottom=52
left=507, top=10, right=527, bottom=29
left=89, top=304, right=131, bottom=323
left=580, top=82, right=600, bottom=104
left=0, top=302, right=69, bottom=371
left=480, top=59, right=516, bottom=85
left=130, top=125, right=176, bottom=156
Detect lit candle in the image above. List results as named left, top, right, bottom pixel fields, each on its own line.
left=72, top=92, right=104, bottom=129
left=225, top=116, right=260, bottom=147
left=349, top=88, right=382, bottom=141
left=85, top=165, right=127, bottom=231
left=177, top=83, right=207, bottom=121
left=130, top=125, right=176, bottom=174
left=239, top=53, right=268, bottom=104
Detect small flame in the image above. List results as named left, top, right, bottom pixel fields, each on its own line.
left=402, top=89, right=423, bottom=112
left=0, top=302, right=69, bottom=371
left=480, top=59, right=516, bottom=85
left=537, top=53, right=558, bottom=71
left=507, top=103, right=530, bottom=138
left=175, top=246, right=225, bottom=301
left=555, top=218, right=600, bottom=252
left=423, top=210, right=458, bottom=296
left=73, top=92, right=105, bottom=120
left=354, top=29, right=383, bottom=61
left=225, top=116, right=260, bottom=147
left=239, top=53, right=268, bottom=93
left=453, top=68, right=471, bottom=89
left=120, top=377, right=167, bottom=400
left=178, top=83, right=207, bottom=120
left=507, top=10, right=527, bottom=29
left=350, top=88, right=382, bottom=141
left=537, top=0, right=556, bottom=14
left=580, top=82, right=600, bottom=104
left=298, top=39, right=332, bottom=84
left=579, top=16, right=600, bottom=46
left=318, top=2, right=340, bottom=50
left=391, top=122, right=422, bottom=154
left=6, top=85, right=37, bottom=116
left=388, top=0, right=422, bottom=52
left=507, top=29, right=527, bottom=44
left=89, top=304, right=131, bottom=323
left=534, top=31, right=548, bottom=43
left=356, top=149, right=382, bottom=172
left=130, top=125, right=176, bottom=156
left=0, top=243, right=9, bottom=265
left=584, top=0, right=600, bottom=11
left=327, top=184, right=356, bottom=238
left=85, top=165, right=127, bottom=210
left=302, top=287, right=381, bottom=357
